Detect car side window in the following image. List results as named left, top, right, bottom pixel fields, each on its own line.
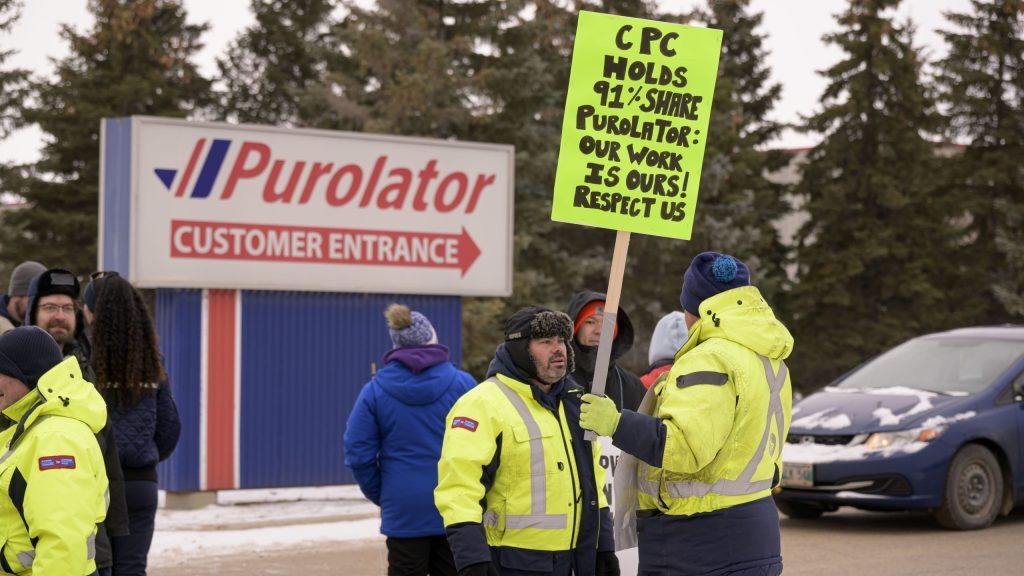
left=995, top=369, right=1024, bottom=405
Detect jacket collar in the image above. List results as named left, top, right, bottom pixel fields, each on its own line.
left=493, top=372, right=572, bottom=412
left=676, top=286, right=794, bottom=362
left=2, top=389, right=42, bottom=427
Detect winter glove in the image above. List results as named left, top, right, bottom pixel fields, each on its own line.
left=580, top=393, right=621, bottom=437
left=459, top=562, right=500, bottom=576
left=596, top=551, right=621, bottom=576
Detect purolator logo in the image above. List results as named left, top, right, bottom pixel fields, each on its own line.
left=155, top=137, right=497, bottom=275
left=154, top=138, right=496, bottom=214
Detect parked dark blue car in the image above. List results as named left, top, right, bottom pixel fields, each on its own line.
left=775, top=326, right=1024, bottom=530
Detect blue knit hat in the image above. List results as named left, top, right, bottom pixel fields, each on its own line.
left=680, top=252, right=751, bottom=315
left=385, top=304, right=437, bottom=348
left=0, top=326, right=64, bottom=389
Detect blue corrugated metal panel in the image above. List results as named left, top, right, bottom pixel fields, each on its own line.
left=100, top=117, right=132, bottom=274
left=239, top=292, right=463, bottom=488
left=156, top=288, right=203, bottom=491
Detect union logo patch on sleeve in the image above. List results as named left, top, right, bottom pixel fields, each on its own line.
left=38, top=455, right=76, bottom=471
left=451, top=416, right=479, bottom=432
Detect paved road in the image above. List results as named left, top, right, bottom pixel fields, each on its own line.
left=151, top=508, right=1024, bottom=575
left=780, top=508, right=1024, bottom=576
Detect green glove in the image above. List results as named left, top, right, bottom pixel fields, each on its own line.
left=580, top=393, right=621, bottom=437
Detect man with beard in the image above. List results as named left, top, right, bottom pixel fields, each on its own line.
left=26, top=269, right=91, bottom=361
left=435, top=307, right=618, bottom=576
left=26, top=268, right=129, bottom=576
left=566, top=291, right=645, bottom=411
left=0, top=261, right=47, bottom=334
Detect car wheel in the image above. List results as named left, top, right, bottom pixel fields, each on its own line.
left=774, top=496, right=824, bottom=519
left=935, top=444, right=1003, bottom=530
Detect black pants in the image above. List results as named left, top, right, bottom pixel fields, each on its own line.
left=386, top=535, right=458, bottom=576
left=111, top=479, right=159, bottom=576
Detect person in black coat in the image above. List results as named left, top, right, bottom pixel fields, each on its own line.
left=84, top=271, right=181, bottom=576
left=566, top=291, right=645, bottom=411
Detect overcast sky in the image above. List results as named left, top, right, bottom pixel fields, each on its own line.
left=0, top=0, right=974, bottom=165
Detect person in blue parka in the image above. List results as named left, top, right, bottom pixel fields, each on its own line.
left=344, top=304, right=476, bottom=576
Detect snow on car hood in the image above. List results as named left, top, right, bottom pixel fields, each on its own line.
left=789, top=386, right=965, bottom=435
left=784, top=386, right=977, bottom=463
left=784, top=410, right=976, bottom=464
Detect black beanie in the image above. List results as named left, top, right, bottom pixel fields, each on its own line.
left=0, top=326, right=64, bottom=390
left=504, top=307, right=575, bottom=382
left=34, top=268, right=80, bottom=301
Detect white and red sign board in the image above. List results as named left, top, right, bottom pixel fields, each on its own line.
left=103, top=116, right=514, bottom=296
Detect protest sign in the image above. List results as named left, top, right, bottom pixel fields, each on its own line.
left=552, top=11, right=722, bottom=240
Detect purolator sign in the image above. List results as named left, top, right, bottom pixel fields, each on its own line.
left=101, top=117, right=514, bottom=296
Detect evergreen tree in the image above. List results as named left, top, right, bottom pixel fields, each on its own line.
left=789, top=0, right=963, bottom=391
left=215, top=0, right=339, bottom=127
left=0, top=0, right=211, bottom=275
left=324, top=0, right=594, bottom=375
left=0, top=0, right=26, bottom=286
left=935, top=0, right=1024, bottom=321
left=327, top=0, right=490, bottom=137
left=693, top=0, right=790, bottom=304
left=456, top=0, right=588, bottom=375
left=993, top=195, right=1024, bottom=315
left=0, top=0, right=26, bottom=140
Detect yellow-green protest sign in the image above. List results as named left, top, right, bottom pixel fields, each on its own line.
left=552, top=11, right=722, bottom=240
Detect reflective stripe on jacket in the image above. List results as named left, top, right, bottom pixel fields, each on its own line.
left=0, top=357, right=109, bottom=576
left=435, top=373, right=608, bottom=567
left=638, top=286, right=793, bottom=516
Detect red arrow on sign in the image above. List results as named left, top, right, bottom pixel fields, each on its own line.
left=455, top=227, right=481, bottom=277
left=170, top=220, right=483, bottom=276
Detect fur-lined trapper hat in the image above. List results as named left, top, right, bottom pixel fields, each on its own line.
left=504, top=306, right=575, bottom=381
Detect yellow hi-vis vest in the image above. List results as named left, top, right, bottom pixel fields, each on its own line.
left=435, top=374, right=607, bottom=552
left=638, top=286, right=793, bottom=516
left=0, top=357, right=109, bottom=576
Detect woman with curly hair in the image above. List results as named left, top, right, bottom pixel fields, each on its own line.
left=84, top=272, right=181, bottom=576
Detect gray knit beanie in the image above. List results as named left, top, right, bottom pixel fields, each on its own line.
left=8, top=261, right=46, bottom=297
left=385, top=304, right=438, bottom=348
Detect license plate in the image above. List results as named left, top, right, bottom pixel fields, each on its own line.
left=781, top=462, right=814, bottom=488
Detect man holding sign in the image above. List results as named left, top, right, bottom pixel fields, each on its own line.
left=435, top=307, right=619, bottom=576
left=580, top=252, right=793, bottom=576
left=550, top=10, right=792, bottom=575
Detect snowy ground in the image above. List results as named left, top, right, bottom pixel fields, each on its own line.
left=150, top=485, right=383, bottom=569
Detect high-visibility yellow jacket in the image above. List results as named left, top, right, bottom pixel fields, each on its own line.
left=611, top=286, right=793, bottom=575
left=0, top=357, right=109, bottom=576
left=435, top=369, right=611, bottom=573
left=614, top=286, right=794, bottom=514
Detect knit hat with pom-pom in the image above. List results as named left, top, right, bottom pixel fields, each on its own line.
left=680, top=252, right=751, bottom=315
left=385, top=304, right=437, bottom=348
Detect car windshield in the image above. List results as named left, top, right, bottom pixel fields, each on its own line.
left=836, top=337, right=1024, bottom=395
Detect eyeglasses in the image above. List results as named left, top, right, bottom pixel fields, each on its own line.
left=90, top=271, right=120, bottom=281
left=38, top=303, right=75, bottom=315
